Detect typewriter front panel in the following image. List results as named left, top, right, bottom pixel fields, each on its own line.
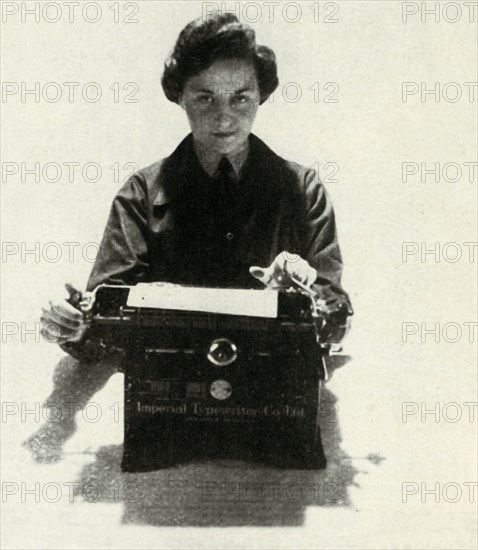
left=122, top=320, right=325, bottom=471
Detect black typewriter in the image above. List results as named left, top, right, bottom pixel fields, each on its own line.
left=82, top=283, right=339, bottom=471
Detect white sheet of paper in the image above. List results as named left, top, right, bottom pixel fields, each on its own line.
left=126, top=284, right=278, bottom=318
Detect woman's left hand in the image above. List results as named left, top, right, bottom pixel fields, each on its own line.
left=249, top=251, right=317, bottom=289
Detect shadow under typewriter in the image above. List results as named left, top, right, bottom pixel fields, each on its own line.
left=26, top=351, right=360, bottom=526
left=74, top=385, right=359, bottom=527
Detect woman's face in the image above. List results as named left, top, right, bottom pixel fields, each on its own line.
left=179, top=57, right=260, bottom=155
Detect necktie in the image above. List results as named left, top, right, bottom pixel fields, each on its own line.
left=214, top=157, right=237, bottom=203
left=213, top=157, right=239, bottom=236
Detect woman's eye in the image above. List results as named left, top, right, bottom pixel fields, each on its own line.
left=234, top=95, right=248, bottom=104
left=197, top=95, right=212, bottom=103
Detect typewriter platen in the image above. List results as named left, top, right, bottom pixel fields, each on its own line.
left=83, top=283, right=333, bottom=471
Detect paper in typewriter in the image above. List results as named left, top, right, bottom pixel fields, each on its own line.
left=126, top=283, right=279, bottom=318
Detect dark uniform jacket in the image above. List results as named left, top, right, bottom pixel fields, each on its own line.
left=63, top=133, right=352, bottom=360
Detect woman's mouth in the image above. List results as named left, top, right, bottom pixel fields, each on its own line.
left=213, top=131, right=236, bottom=139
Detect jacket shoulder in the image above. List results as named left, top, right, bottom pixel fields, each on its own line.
left=118, top=135, right=193, bottom=205
left=250, top=134, right=321, bottom=191
left=114, top=158, right=170, bottom=207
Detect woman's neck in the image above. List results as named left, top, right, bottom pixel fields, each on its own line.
left=193, top=137, right=250, bottom=178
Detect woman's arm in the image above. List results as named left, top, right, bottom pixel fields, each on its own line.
left=86, top=174, right=150, bottom=291
left=60, top=175, right=151, bottom=361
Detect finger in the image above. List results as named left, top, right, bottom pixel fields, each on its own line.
left=273, top=252, right=288, bottom=274
left=45, top=305, right=82, bottom=328
left=283, top=258, right=305, bottom=281
left=272, top=260, right=289, bottom=285
left=64, top=282, right=82, bottom=306
left=40, top=321, right=72, bottom=343
left=299, top=264, right=317, bottom=286
left=41, top=310, right=81, bottom=330
left=40, top=316, right=78, bottom=342
left=307, top=268, right=317, bottom=286
left=64, top=282, right=80, bottom=295
left=280, top=251, right=310, bottom=283
left=271, top=253, right=293, bottom=286
left=299, top=267, right=317, bottom=287
left=280, top=251, right=300, bottom=265
left=42, top=321, right=82, bottom=344
left=49, top=300, right=83, bottom=322
left=288, top=259, right=317, bottom=286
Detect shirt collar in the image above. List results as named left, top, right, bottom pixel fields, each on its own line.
left=193, top=137, right=250, bottom=180
left=153, top=133, right=266, bottom=206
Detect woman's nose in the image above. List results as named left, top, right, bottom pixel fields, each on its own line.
left=214, top=100, right=235, bottom=125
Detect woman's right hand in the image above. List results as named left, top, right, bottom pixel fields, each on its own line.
left=40, top=283, right=88, bottom=344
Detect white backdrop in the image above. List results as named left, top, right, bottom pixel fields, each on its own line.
left=1, top=1, right=477, bottom=548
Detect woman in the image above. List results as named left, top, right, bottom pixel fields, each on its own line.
left=31, top=13, right=352, bottom=463
left=29, top=15, right=353, bottom=469
left=41, top=13, right=352, bottom=357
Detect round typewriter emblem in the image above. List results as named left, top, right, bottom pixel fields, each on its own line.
left=210, top=379, right=232, bottom=400
left=207, top=338, right=238, bottom=366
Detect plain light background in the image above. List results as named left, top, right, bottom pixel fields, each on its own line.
left=1, top=1, right=477, bottom=548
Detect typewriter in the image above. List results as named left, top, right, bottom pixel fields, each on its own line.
left=82, top=283, right=342, bottom=471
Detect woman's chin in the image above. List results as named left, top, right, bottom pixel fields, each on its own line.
left=192, top=132, right=250, bottom=156
left=211, top=137, right=247, bottom=155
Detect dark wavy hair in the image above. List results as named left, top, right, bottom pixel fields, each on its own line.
left=161, top=14, right=278, bottom=105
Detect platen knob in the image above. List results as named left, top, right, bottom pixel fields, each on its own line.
left=207, top=338, right=238, bottom=366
